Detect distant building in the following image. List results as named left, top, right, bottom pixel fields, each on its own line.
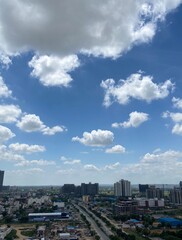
left=139, top=184, right=149, bottom=196
left=179, top=181, right=182, bottom=188
left=61, top=184, right=76, bottom=194
left=169, top=187, right=182, bottom=205
left=81, top=182, right=99, bottom=196
left=136, top=198, right=165, bottom=208
left=28, top=212, right=69, bottom=222
left=114, top=179, right=131, bottom=197
left=113, top=200, right=138, bottom=215
left=146, top=186, right=164, bottom=199
left=0, top=171, right=4, bottom=191
left=82, top=195, right=90, bottom=203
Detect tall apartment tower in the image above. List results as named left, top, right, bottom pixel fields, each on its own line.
left=169, top=187, right=182, bottom=205
left=81, top=182, right=99, bottom=196
left=114, top=179, right=131, bottom=197
left=0, top=170, right=4, bottom=191
left=146, top=186, right=164, bottom=199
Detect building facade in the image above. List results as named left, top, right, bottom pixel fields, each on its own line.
left=81, top=182, right=99, bottom=196
left=170, top=188, right=182, bottom=205
left=114, top=179, right=131, bottom=197
left=0, top=171, right=4, bottom=191
left=146, top=186, right=164, bottom=199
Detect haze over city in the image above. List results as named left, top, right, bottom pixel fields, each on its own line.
left=0, top=0, right=182, bottom=185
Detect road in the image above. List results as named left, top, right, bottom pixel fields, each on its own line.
left=83, top=206, right=113, bottom=236
left=74, top=204, right=110, bottom=240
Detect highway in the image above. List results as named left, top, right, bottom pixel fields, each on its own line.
left=73, top=204, right=110, bottom=240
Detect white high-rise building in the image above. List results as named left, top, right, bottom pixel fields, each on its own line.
left=114, top=179, right=131, bottom=197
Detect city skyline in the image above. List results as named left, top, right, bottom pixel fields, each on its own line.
left=0, top=1, right=182, bottom=185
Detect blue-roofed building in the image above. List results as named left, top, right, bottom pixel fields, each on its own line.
left=28, top=212, right=70, bottom=222
left=158, top=217, right=182, bottom=228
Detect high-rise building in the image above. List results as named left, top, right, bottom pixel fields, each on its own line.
left=61, top=184, right=76, bottom=194
left=114, top=179, right=131, bottom=197
left=81, top=182, right=99, bottom=196
left=0, top=170, right=4, bottom=191
left=146, top=186, right=164, bottom=199
left=169, top=188, right=182, bottom=205
left=139, top=184, right=149, bottom=196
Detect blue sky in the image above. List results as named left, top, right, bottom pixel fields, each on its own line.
left=0, top=0, right=182, bottom=185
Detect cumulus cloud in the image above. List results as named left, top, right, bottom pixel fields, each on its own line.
left=9, top=168, right=44, bottom=175
left=72, top=129, right=114, bottom=147
left=112, top=111, right=149, bottom=128
left=104, top=162, right=120, bottom=170
left=0, top=105, right=22, bottom=123
left=141, top=150, right=182, bottom=163
left=105, top=145, right=126, bottom=153
left=172, top=124, right=182, bottom=135
left=0, top=1, right=181, bottom=59
left=17, top=114, right=44, bottom=132
left=162, top=111, right=182, bottom=135
left=172, top=97, right=182, bottom=109
left=29, top=54, right=80, bottom=87
left=16, top=114, right=66, bottom=135
left=60, top=156, right=81, bottom=165
left=115, top=149, right=182, bottom=183
left=162, top=111, right=182, bottom=123
left=42, top=126, right=66, bottom=135
left=101, top=73, right=174, bottom=107
left=56, top=169, right=74, bottom=175
left=84, top=164, right=100, bottom=171
left=9, top=143, right=46, bottom=154
left=0, top=144, right=25, bottom=162
left=15, top=159, right=55, bottom=167
left=64, top=160, right=81, bottom=165
left=0, top=54, right=12, bottom=68
left=0, top=125, right=15, bottom=143
left=0, top=76, right=12, bottom=98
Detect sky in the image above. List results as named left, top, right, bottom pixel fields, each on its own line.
left=0, top=0, right=182, bottom=186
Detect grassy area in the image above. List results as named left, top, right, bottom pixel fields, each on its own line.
left=21, top=229, right=36, bottom=237
left=125, top=230, right=146, bottom=240
left=5, top=229, right=18, bottom=240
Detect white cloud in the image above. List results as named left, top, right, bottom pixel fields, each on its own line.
left=72, top=129, right=114, bottom=147
left=104, top=162, right=120, bottom=170
left=60, top=156, right=81, bottom=165
left=141, top=150, right=182, bottom=163
left=84, top=164, right=100, bottom=171
left=42, top=126, right=66, bottom=135
left=29, top=54, right=80, bottom=87
left=0, top=125, right=15, bottom=143
left=0, top=1, right=181, bottom=58
left=121, top=149, right=182, bottom=183
left=56, top=169, right=74, bottom=175
left=172, top=124, right=182, bottom=135
left=0, top=76, right=12, bottom=98
left=15, top=159, right=55, bottom=167
left=162, top=111, right=182, bottom=136
left=101, top=73, right=174, bottom=107
left=0, top=54, right=12, bottom=68
left=64, top=160, right=81, bottom=165
left=0, top=105, right=22, bottom=123
left=112, top=111, right=149, bottom=128
left=0, top=145, right=25, bottom=162
left=8, top=168, right=44, bottom=175
left=17, top=114, right=44, bottom=132
left=105, top=145, right=126, bottom=153
left=162, top=111, right=182, bottom=123
left=172, top=97, right=182, bottom=110
left=9, top=143, right=46, bottom=154
left=16, top=114, right=66, bottom=135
